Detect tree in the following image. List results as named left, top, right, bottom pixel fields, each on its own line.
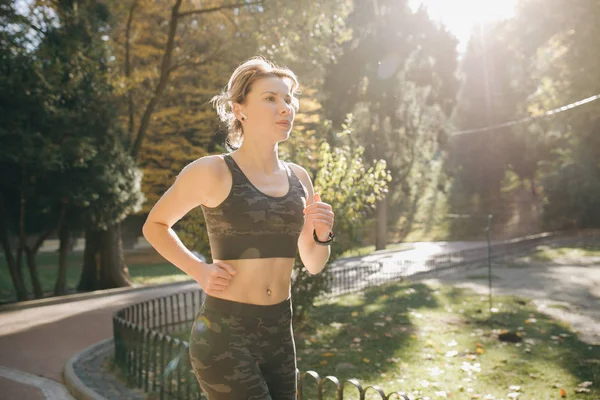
left=323, top=0, right=459, bottom=249
left=0, top=2, right=65, bottom=300
left=0, top=0, right=143, bottom=299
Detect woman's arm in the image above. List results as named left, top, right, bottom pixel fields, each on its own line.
left=289, top=163, right=334, bottom=275
left=142, top=156, right=236, bottom=294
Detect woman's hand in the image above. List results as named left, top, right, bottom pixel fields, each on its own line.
left=195, top=261, right=236, bottom=296
left=303, top=193, right=335, bottom=242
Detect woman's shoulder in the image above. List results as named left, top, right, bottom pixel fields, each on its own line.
left=285, top=161, right=310, bottom=181
left=179, top=154, right=229, bottom=182
left=285, top=161, right=313, bottom=199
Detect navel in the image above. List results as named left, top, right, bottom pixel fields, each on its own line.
left=266, top=286, right=272, bottom=296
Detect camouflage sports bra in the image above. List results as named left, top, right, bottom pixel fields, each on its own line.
left=200, top=154, right=307, bottom=260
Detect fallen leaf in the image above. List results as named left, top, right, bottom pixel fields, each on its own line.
left=578, top=381, right=593, bottom=388
left=476, top=348, right=485, bottom=354
left=559, top=388, right=566, bottom=397
left=362, top=358, right=370, bottom=363
left=320, top=360, right=328, bottom=365
left=351, top=311, right=358, bottom=317
left=322, top=352, right=334, bottom=357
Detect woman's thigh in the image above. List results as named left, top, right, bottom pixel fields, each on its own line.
left=256, top=320, right=298, bottom=399
left=189, top=311, right=272, bottom=400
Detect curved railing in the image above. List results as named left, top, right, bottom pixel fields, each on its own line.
left=113, top=290, right=410, bottom=399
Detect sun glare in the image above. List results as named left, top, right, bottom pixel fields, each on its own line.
left=409, top=0, right=517, bottom=50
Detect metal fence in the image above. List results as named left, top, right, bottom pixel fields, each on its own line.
left=113, top=229, right=599, bottom=400
left=325, top=230, right=600, bottom=297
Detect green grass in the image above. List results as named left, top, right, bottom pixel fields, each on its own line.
left=291, top=281, right=599, bottom=399
left=532, top=245, right=600, bottom=262
left=0, top=249, right=189, bottom=303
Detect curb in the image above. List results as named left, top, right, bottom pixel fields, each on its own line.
left=63, top=338, right=113, bottom=400
left=0, top=279, right=197, bottom=313
left=0, top=364, right=76, bottom=400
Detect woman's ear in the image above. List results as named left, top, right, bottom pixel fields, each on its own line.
left=233, top=103, right=247, bottom=121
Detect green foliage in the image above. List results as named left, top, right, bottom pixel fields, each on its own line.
left=540, top=160, right=600, bottom=230
left=289, top=121, right=391, bottom=323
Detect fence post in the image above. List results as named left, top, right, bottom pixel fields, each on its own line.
left=486, top=213, right=493, bottom=314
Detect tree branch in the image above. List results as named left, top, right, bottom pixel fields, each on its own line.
left=177, top=1, right=263, bottom=18
left=168, top=48, right=221, bottom=73
left=130, top=0, right=264, bottom=159
left=125, top=0, right=139, bottom=143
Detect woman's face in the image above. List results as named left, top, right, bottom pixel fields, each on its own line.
left=237, top=76, right=296, bottom=143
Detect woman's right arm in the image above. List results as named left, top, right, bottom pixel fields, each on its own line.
left=142, top=157, right=235, bottom=294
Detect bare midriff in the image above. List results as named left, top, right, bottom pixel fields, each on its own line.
left=210, top=257, right=295, bottom=305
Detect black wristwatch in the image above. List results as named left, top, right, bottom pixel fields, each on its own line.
left=313, top=229, right=335, bottom=245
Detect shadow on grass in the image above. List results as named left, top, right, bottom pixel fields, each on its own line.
left=294, top=282, right=439, bottom=398
left=459, top=293, right=600, bottom=397
left=295, top=281, right=600, bottom=399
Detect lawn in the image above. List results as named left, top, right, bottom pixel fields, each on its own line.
left=0, top=248, right=189, bottom=303
left=531, top=245, right=600, bottom=263
left=292, top=281, right=599, bottom=399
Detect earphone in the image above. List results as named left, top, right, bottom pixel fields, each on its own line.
left=240, top=112, right=248, bottom=121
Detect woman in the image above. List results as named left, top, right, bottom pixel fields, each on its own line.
left=142, top=57, right=335, bottom=399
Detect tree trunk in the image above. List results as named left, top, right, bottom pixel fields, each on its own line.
left=78, top=223, right=132, bottom=291
left=375, top=195, right=388, bottom=250
left=78, top=229, right=101, bottom=291
left=54, top=224, right=70, bottom=296
left=0, top=233, right=28, bottom=301
left=99, top=223, right=132, bottom=289
left=0, top=193, right=28, bottom=301
left=24, top=246, right=43, bottom=299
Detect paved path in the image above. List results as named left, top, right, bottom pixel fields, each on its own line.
left=0, top=282, right=198, bottom=399
left=417, top=256, right=600, bottom=345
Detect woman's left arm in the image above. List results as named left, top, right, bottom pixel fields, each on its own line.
left=289, top=163, right=334, bottom=275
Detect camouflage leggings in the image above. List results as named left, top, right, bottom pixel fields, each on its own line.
left=189, top=295, right=297, bottom=399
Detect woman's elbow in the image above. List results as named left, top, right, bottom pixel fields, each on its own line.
left=142, top=220, right=163, bottom=241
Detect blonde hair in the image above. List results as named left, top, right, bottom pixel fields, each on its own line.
left=211, top=56, right=300, bottom=150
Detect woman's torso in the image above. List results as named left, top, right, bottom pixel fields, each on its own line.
left=199, top=153, right=306, bottom=305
